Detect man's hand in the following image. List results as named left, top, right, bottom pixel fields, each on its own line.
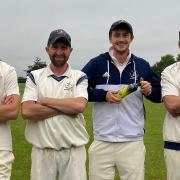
left=171, top=113, right=180, bottom=118
left=2, top=95, right=14, bottom=105
left=37, top=97, right=48, bottom=106
left=106, top=91, right=122, bottom=103
left=140, top=77, right=152, bottom=96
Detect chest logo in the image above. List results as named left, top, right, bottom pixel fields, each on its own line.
left=64, top=81, right=73, bottom=90
left=130, top=70, right=139, bottom=80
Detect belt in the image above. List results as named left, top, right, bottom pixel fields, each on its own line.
left=164, top=141, right=180, bottom=150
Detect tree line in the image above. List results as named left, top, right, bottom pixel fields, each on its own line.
left=18, top=53, right=180, bottom=83
left=152, top=54, right=180, bottom=79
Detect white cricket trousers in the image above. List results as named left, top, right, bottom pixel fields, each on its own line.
left=31, top=146, right=87, bottom=180
left=0, top=151, right=14, bottom=180
left=164, top=149, right=180, bottom=180
left=89, top=140, right=145, bottom=180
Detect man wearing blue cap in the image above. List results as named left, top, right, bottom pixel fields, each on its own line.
left=161, top=31, right=180, bottom=180
left=82, top=20, right=161, bottom=180
left=22, top=29, right=89, bottom=180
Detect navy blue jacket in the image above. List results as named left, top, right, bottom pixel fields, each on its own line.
left=82, top=52, right=161, bottom=103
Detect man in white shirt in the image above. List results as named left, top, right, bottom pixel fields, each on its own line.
left=22, top=29, right=89, bottom=180
left=161, top=31, right=180, bottom=180
left=0, top=61, right=20, bottom=180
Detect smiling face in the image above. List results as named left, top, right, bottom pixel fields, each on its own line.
left=109, top=29, right=134, bottom=54
left=46, top=39, right=73, bottom=68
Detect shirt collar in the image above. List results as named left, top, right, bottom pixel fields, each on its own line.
left=46, top=63, right=72, bottom=78
left=109, top=47, right=131, bottom=66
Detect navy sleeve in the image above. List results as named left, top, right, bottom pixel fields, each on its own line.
left=82, top=58, right=107, bottom=102
left=143, top=63, right=162, bottom=103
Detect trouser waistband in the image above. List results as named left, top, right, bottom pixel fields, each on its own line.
left=164, top=141, right=180, bottom=150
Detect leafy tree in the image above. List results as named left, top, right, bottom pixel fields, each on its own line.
left=152, top=54, right=176, bottom=78
left=176, top=54, right=180, bottom=61
left=25, top=57, right=47, bottom=74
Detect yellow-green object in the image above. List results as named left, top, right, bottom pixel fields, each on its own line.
left=114, top=83, right=139, bottom=100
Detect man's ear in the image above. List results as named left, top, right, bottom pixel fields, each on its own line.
left=45, top=47, right=49, bottom=53
left=70, top=47, right=73, bottom=53
left=131, top=34, right=134, bottom=40
left=109, top=36, right=112, bottom=44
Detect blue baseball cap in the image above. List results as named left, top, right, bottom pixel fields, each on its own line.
left=109, top=20, right=133, bottom=36
left=47, top=29, right=71, bottom=46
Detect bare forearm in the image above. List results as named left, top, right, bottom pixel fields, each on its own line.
left=0, top=95, right=20, bottom=121
left=0, top=105, right=19, bottom=121
left=39, top=97, right=87, bottom=115
left=163, top=95, right=180, bottom=114
left=22, top=102, right=61, bottom=121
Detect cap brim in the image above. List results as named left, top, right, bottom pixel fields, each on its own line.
left=110, top=22, right=133, bottom=35
left=113, top=23, right=132, bottom=32
left=51, top=36, right=71, bottom=46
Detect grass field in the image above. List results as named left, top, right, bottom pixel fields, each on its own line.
left=11, top=83, right=167, bottom=180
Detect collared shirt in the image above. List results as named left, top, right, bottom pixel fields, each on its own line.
left=22, top=64, right=89, bottom=150
left=109, top=48, right=131, bottom=74
left=0, top=61, right=19, bottom=151
left=161, top=62, right=180, bottom=143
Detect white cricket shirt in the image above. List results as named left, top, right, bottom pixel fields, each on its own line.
left=22, top=64, right=89, bottom=150
left=0, top=61, right=19, bottom=151
left=161, top=62, right=180, bottom=142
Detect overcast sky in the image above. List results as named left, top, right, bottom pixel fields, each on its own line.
left=0, top=0, right=180, bottom=77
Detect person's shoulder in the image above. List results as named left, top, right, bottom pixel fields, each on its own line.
left=0, top=61, right=16, bottom=74
left=71, top=69, right=86, bottom=77
left=161, top=62, right=180, bottom=81
left=90, top=52, right=109, bottom=62
left=132, top=54, right=149, bottom=65
left=29, top=67, right=47, bottom=75
left=163, top=62, right=180, bottom=74
left=0, top=61, right=14, bottom=68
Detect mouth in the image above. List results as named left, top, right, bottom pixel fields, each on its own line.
left=116, top=42, right=127, bottom=46
left=116, top=43, right=127, bottom=48
left=54, top=56, right=65, bottom=60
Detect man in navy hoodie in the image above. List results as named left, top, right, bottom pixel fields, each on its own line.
left=82, top=20, right=161, bottom=180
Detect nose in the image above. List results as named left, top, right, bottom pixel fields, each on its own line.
left=117, top=35, right=125, bottom=41
left=56, top=48, right=63, bottom=55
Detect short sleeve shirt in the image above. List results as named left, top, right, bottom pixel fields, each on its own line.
left=161, top=62, right=180, bottom=142
left=0, top=61, right=19, bottom=151
left=22, top=65, right=89, bottom=150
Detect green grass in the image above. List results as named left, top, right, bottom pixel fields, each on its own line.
left=11, top=84, right=167, bottom=180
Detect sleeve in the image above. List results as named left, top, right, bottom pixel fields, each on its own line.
left=74, top=74, right=88, bottom=99
left=22, top=72, right=38, bottom=102
left=5, top=66, right=19, bottom=96
left=143, top=62, right=162, bottom=103
left=82, top=59, right=107, bottom=102
left=161, top=67, right=179, bottom=98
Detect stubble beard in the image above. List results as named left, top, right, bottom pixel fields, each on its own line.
left=50, top=55, right=68, bottom=68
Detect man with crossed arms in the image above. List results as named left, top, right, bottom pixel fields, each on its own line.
left=0, top=61, right=20, bottom=180
left=161, top=31, right=180, bottom=180
left=22, top=29, right=89, bottom=180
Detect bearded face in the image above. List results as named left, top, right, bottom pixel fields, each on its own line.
left=46, top=41, right=72, bottom=68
